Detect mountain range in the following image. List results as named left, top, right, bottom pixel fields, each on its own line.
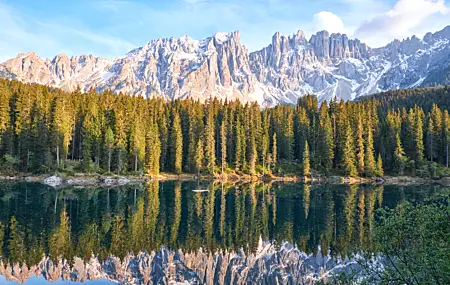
left=1, top=26, right=449, bottom=106
left=0, top=242, right=362, bottom=284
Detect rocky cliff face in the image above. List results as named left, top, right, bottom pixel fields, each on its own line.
left=0, top=242, right=361, bottom=285
left=249, top=26, right=450, bottom=103
left=1, top=26, right=449, bottom=106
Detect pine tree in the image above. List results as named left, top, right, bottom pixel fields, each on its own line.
left=145, top=121, right=161, bottom=176
left=342, top=123, right=357, bottom=177
left=0, top=83, right=11, bottom=150
left=131, top=120, right=145, bottom=172
left=430, top=104, right=443, bottom=163
left=49, top=210, right=72, bottom=262
left=195, top=137, right=204, bottom=177
left=318, top=102, right=334, bottom=173
left=248, top=135, right=257, bottom=175
left=158, top=110, right=169, bottom=171
left=426, top=117, right=436, bottom=162
left=0, top=222, right=4, bottom=257
left=8, top=216, right=25, bottom=264
left=169, top=112, right=183, bottom=174
left=110, top=216, right=126, bottom=260
left=105, top=127, right=115, bottom=173
left=261, top=113, right=270, bottom=175
left=414, top=107, right=425, bottom=166
left=272, top=132, right=278, bottom=170
left=296, top=107, right=309, bottom=161
left=220, top=120, right=227, bottom=175
left=50, top=96, right=74, bottom=169
left=282, top=111, right=294, bottom=160
left=443, top=110, right=450, bottom=168
left=81, top=118, right=93, bottom=172
left=393, top=134, right=407, bottom=175
left=114, top=105, right=127, bottom=174
left=364, top=114, right=376, bottom=176
left=356, top=115, right=365, bottom=176
left=385, top=111, right=402, bottom=168
left=376, top=154, right=384, bottom=177
left=303, top=141, right=311, bottom=177
left=205, top=108, right=216, bottom=175
left=187, top=107, right=203, bottom=173
left=234, top=116, right=245, bottom=172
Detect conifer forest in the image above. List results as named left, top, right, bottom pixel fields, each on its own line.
left=1, top=78, right=450, bottom=178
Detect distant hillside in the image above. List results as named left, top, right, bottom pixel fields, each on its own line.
left=358, top=86, right=450, bottom=112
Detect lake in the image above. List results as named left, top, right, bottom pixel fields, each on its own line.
left=0, top=181, right=442, bottom=284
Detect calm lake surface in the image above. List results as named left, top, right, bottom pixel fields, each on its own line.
left=0, top=181, right=443, bottom=284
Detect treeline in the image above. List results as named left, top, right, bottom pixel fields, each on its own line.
left=359, top=85, right=450, bottom=113
left=0, top=79, right=449, bottom=177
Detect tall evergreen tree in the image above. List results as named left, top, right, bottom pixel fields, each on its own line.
left=426, top=117, right=436, bottom=162
left=169, top=112, right=183, bottom=174
left=303, top=141, right=311, bottom=177
left=318, top=102, right=334, bottom=173
left=110, top=216, right=126, bottom=260
left=364, top=114, right=376, bottom=176
left=356, top=115, right=365, bottom=176
left=8, top=216, right=25, bottom=264
left=234, top=117, right=245, bottom=172
left=204, top=107, right=216, bottom=175
left=376, top=154, right=384, bottom=177
left=49, top=210, right=72, bottom=262
left=195, top=137, right=204, bottom=176
left=0, top=83, right=11, bottom=150
left=105, top=127, right=115, bottom=173
left=393, top=134, right=407, bottom=175
left=272, top=133, right=278, bottom=171
left=220, top=120, right=227, bottom=175
left=114, top=105, right=127, bottom=174
left=342, top=123, right=357, bottom=177
left=130, top=120, right=145, bottom=172
left=295, top=107, right=309, bottom=161
left=414, top=107, right=425, bottom=166
left=443, top=110, right=450, bottom=168
left=146, top=121, right=161, bottom=176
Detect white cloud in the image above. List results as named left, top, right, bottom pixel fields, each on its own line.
left=355, top=0, right=449, bottom=46
left=313, top=11, right=346, bottom=34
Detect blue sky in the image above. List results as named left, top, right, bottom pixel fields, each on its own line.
left=0, top=0, right=449, bottom=61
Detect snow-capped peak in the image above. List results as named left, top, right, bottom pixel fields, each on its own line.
left=1, top=25, right=449, bottom=106
left=214, top=32, right=232, bottom=43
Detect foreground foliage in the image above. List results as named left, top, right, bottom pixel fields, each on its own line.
left=339, top=189, right=450, bottom=284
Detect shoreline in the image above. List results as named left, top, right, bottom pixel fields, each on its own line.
left=0, top=172, right=449, bottom=187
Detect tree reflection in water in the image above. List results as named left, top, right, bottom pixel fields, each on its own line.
left=0, top=181, right=439, bottom=268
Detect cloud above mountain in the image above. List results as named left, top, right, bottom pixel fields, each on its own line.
left=355, top=0, right=449, bottom=46
left=313, top=11, right=346, bottom=34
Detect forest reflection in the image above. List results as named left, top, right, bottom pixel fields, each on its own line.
left=0, top=181, right=440, bottom=267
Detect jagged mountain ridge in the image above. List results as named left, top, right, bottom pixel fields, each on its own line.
left=0, top=242, right=362, bottom=285
left=1, top=26, right=449, bottom=106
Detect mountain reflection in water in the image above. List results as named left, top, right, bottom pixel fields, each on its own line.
left=0, top=181, right=440, bottom=284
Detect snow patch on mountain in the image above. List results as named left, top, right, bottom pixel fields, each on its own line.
left=0, top=26, right=449, bottom=105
